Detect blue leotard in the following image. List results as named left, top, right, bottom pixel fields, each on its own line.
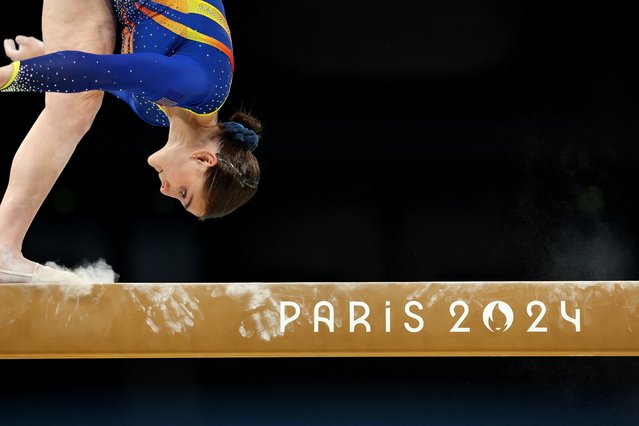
left=0, top=0, right=233, bottom=127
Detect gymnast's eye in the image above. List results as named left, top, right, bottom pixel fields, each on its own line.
left=180, top=190, right=187, bottom=198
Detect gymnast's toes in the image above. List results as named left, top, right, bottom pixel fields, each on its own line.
left=0, top=247, right=82, bottom=284
left=32, top=264, right=83, bottom=284
left=4, top=35, right=45, bottom=62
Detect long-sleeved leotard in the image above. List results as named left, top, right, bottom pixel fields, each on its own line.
left=0, top=0, right=233, bottom=127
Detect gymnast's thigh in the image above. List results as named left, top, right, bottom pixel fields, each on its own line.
left=41, top=0, right=117, bottom=111
left=42, top=0, right=116, bottom=55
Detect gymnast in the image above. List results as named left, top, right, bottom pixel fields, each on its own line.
left=0, top=0, right=261, bottom=283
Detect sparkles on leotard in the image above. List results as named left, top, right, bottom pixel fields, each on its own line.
left=0, top=0, right=233, bottom=127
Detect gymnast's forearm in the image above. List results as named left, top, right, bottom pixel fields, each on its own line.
left=0, top=50, right=211, bottom=103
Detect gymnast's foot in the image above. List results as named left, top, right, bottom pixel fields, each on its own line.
left=0, top=247, right=82, bottom=284
left=3, top=35, right=45, bottom=62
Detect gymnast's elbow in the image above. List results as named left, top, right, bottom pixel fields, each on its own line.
left=165, top=60, right=216, bottom=105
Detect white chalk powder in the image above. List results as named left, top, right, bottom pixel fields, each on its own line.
left=126, top=284, right=201, bottom=334
left=43, top=258, right=118, bottom=298
left=213, top=283, right=347, bottom=342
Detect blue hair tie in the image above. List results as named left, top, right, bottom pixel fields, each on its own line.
left=221, top=121, right=259, bottom=151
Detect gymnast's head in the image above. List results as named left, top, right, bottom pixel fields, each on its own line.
left=147, top=111, right=262, bottom=219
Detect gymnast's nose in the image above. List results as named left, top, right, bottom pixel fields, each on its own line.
left=160, top=180, right=170, bottom=196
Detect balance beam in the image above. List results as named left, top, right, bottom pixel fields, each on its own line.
left=0, top=282, right=636, bottom=358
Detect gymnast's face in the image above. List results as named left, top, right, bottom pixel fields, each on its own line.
left=147, top=145, right=216, bottom=217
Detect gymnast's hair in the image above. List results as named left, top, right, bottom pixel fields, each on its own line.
left=200, top=111, right=262, bottom=220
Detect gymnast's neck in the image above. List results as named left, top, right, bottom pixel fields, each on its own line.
left=164, top=106, right=220, bottom=148
left=164, top=106, right=219, bottom=127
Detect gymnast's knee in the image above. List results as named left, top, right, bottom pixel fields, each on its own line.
left=44, top=92, right=104, bottom=136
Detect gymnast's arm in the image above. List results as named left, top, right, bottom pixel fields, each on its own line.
left=0, top=50, right=212, bottom=106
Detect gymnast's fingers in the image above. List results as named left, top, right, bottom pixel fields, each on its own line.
left=4, top=36, right=45, bottom=62
left=15, top=35, right=43, bottom=48
left=3, top=38, right=18, bottom=61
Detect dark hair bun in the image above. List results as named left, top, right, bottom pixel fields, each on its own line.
left=230, top=111, right=263, bottom=138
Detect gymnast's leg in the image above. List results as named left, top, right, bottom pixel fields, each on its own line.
left=0, top=0, right=116, bottom=282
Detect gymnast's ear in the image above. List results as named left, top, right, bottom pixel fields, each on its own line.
left=191, top=150, right=217, bottom=169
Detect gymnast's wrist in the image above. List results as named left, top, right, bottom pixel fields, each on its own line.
left=0, top=62, right=19, bottom=91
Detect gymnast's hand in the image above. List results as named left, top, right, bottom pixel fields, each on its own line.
left=4, top=35, right=44, bottom=62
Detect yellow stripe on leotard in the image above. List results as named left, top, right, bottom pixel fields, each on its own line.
left=0, top=61, right=21, bottom=91
left=135, top=3, right=234, bottom=71
left=155, top=93, right=228, bottom=118
left=150, top=0, right=232, bottom=40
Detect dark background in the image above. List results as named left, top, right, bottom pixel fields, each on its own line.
left=2, top=0, right=639, bottom=424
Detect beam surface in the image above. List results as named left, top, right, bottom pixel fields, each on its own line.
left=0, top=282, right=637, bottom=358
